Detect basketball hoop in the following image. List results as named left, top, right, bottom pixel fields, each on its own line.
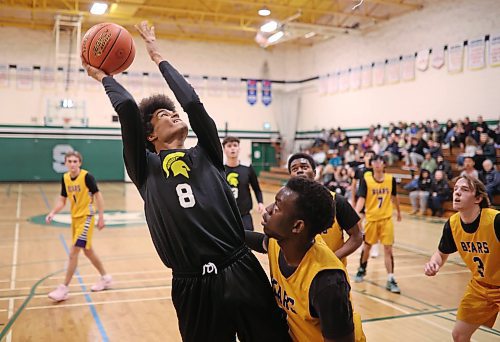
left=62, top=117, right=71, bottom=129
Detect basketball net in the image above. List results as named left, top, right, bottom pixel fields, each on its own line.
left=62, top=117, right=72, bottom=129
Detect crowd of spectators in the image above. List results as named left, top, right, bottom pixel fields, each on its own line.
left=304, top=115, right=499, bottom=217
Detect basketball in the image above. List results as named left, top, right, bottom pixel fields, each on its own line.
left=81, top=23, right=135, bottom=75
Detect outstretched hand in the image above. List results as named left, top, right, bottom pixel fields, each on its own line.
left=135, top=21, right=163, bottom=64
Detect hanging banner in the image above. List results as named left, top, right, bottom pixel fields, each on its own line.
left=207, top=76, right=224, bottom=97
left=126, top=71, right=143, bottom=90
left=350, top=66, right=361, bottom=90
left=401, top=54, right=416, bottom=81
left=338, top=69, right=350, bottom=92
left=327, top=72, right=339, bottom=94
left=489, top=33, right=500, bottom=66
left=317, top=75, right=328, bottom=95
left=261, top=80, right=272, bottom=106
left=247, top=79, right=257, bottom=105
left=226, top=77, right=241, bottom=97
left=373, top=61, right=385, bottom=86
left=16, top=65, right=34, bottom=90
left=431, top=47, right=445, bottom=69
left=0, top=64, right=10, bottom=88
left=468, top=37, right=485, bottom=70
left=448, top=42, right=464, bottom=73
left=386, top=58, right=400, bottom=84
left=416, top=49, right=429, bottom=71
left=361, top=64, right=372, bottom=88
left=40, top=66, right=56, bottom=89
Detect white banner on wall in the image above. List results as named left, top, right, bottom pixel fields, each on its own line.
left=361, top=64, right=372, bottom=88
left=327, top=72, right=339, bottom=94
left=350, top=66, right=361, bottom=90
left=416, top=49, right=429, bottom=71
left=16, top=65, right=34, bottom=90
left=468, top=37, right=485, bottom=70
left=226, top=77, right=241, bottom=97
left=489, top=33, right=500, bottom=67
left=317, top=75, right=328, bottom=95
left=338, top=69, right=350, bottom=92
left=40, top=66, right=56, bottom=89
left=386, top=58, right=400, bottom=84
left=373, top=61, right=385, bottom=86
left=431, top=47, right=445, bottom=69
left=401, top=54, right=416, bottom=81
left=447, top=42, right=464, bottom=73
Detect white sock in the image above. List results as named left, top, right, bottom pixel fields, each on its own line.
left=388, top=273, right=394, bottom=281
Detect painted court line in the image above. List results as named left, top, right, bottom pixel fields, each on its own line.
left=370, top=269, right=470, bottom=281
left=435, top=314, right=500, bottom=337
left=26, top=295, right=172, bottom=311
left=59, top=235, right=109, bottom=342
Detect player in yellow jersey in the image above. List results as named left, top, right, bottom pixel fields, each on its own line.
left=287, top=153, right=362, bottom=265
left=245, top=177, right=365, bottom=341
left=425, top=175, right=499, bottom=342
left=45, top=151, right=111, bottom=301
left=354, top=155, right=402, bottom=293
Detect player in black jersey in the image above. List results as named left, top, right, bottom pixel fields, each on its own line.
left=223, top=136, right=265, bottom=231
left=287, top=153, right=362, bottom=263
left=82, top=21, right=289, bottom=342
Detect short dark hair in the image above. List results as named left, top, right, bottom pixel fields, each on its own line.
left=371, top=154, right=386, bottom=164
left=138, top=94, right=176, bottom=152
left=285, top=177, right=335, bottom=239
left=222, top=136, right=240, bottom=146
left=287, top=153, right=316, bottom=173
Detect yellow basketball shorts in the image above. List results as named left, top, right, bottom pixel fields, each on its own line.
left=364, top=217, right=394, bottom=246
left=353, top=312, right=366, bottom=342
left=457, top=278, right=499, bottom=327
left=71, top=215, right=95, bottom=250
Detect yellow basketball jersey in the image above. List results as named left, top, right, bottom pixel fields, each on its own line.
left=450, top=209, right=500, bottom=286
left=268, top=238, right=364, bottom=341
left=319, top=192, right=347, bottom=265
left=364, top=172, right=393, bottom=221
left=63, top=169, right=95, bottom=218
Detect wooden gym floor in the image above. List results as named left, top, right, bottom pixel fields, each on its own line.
left=0, top=183, right=498, bottom=341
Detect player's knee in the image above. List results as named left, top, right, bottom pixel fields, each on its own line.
left=83, top=248, right=93, bottom=257
left=451, top=326, right=471, bottom=342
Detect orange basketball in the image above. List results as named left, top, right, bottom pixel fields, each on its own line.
left=81, top=23, right=135, bottom=75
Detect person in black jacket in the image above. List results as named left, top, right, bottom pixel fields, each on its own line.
left=409, top=169, right=432, bottom=215
left=82, top=21, right=289, bottom=342
left=436, top=154, right=453, bottom=180
left=428, top=170, right=451, bottom=217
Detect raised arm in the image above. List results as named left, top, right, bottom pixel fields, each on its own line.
left=136, top=21, right=223, bottom=169
left=82, top=62, right=147, bottom=189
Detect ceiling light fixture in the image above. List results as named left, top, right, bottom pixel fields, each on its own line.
left=267, top=31, right=284, bottom=44
left=258, top=7, right=271, bottom=16
left=90, top=2, right=108, bottom=15
left=260, top=21, right=279, bottom=33
left=304, top=32, right=316, bottom=39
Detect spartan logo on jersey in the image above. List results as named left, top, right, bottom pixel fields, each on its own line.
left=227, top=172, right=239, bottom=187
left=162, top=152, right=191, bottom=179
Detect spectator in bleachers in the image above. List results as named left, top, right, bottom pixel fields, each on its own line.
left=479, top=159, right=500, bottom=203
left=451, top=120, right=466, bottom=149
left=360, top=135, right=373, bottom=152
left=383, top=134, right=402, bottom=166
left=463, top=116, right=473, bottom=136
left=431, top=120, right=442, bottom=143
left=473, top=132, right=496, bottom=169
left=328, top=150, right=342, bottom=167
left=457, top=136, right=478, bottom=166
left=428, top=170, right=451, bottom=217
left=425, top=138, right=442, bottom=159
left=473, top=115, right=489, bottom=140
left=407, top=122, right=419, bottom=135
left=344, top=144, right=360, bottom=167
left=374, top=124, right=387, bottom=137
left=409, top=169, right=432, bottom=215
left=442, top=119, right=455, bottom=146
left=435, top=155, right=453, bottom=180
left=421, top=152, right=437, bottom=174
left=403, top=134, right=427, bottom=169
left=459, top=156, right=479, bottom=179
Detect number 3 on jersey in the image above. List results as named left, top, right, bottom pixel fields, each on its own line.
left=176, top=184, right=196, bottom=208
left=472, top=256, right=485, bottom=277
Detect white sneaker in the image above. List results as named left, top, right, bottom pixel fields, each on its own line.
left=91, top=275, right=112, bottom=292
left=370, top=243, right=380, bottom=258
left=48, top=284, right=69, bottom=302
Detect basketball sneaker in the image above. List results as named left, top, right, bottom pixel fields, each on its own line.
left=354, top=268, right=366, bottom=283
left=91, top=275, right=112, bottom=292
left=386, top=279, right=401, bottom=294
left=48, top=284, right=69, bottom=302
